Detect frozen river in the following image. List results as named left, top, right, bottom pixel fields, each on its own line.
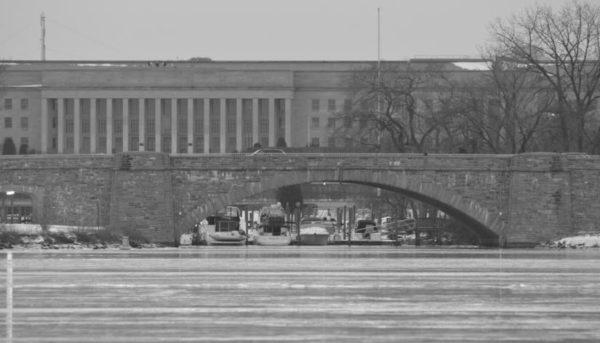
left=2, top=247, right=600, bottom=342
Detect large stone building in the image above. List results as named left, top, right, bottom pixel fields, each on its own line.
left=0, top=59, right=489, bottom=154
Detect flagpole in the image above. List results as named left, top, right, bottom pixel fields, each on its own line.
left=377, top=7, right=381, bottom=72
left=376, top=8, right=382, bottom=148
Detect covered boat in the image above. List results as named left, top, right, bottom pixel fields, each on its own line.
left=255, top=203, right=291, bottom=246
left=204, top=206, right=246, bottom=246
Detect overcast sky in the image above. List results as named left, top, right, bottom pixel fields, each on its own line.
left=0, top=0, right=575, bottom=61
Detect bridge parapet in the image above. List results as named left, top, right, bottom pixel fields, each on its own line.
left=1, top=152, right=600, bottom=246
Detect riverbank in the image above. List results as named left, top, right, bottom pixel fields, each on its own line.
left=0, top=230, right=165, bottom=250
left=3, top=228, right=600, bottom=250
left=538, top=233, right=600, bottom=249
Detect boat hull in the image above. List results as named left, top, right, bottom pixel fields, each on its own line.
left=206, top=232, right=246, bottom=246
left=298, top=233, right=330, bottom=245
left=255, top=235, right=292, bottom=246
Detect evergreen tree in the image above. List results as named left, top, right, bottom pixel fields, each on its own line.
left=18, top=144, right=28, bottom=155
left=2, top=138, right=16, bottom=155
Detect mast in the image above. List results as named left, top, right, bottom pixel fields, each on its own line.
left=40, top=13, right=46, bottom=61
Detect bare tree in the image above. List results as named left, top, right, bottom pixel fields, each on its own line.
left=490, top=0, right=600, bottom=152
left=442, top=57, right=555, bottom=153
left=336, top=62, right=446, bottom=153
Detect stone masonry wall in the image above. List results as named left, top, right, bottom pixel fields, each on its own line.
left=2, top=152, right=600, bottom=246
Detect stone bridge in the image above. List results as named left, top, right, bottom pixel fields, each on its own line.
left=1, top=152, right=599, bottom=247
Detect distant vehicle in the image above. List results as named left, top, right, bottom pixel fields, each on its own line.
left=250, top=148, right=286, bottom=155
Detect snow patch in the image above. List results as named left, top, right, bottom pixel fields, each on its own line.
left=4, top=84, right=42, bottom=88
left=541, top=233, right=600, bottom=248
left=453, top=62, right=491, bottom=71
left=77, top=63, right=128, bottom=67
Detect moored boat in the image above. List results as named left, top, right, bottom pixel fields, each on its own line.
left=254, top=233, right=292, bottom=246
left=298, top=217, right=335, bottom=245
left=204, top=206, right=246, bottom=246
left=254, top=203, right=291, bottom=246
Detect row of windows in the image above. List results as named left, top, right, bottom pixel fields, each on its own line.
left=3, top=117, right=28, bottom=129
left=311, top=99, right=353, bottom=113
left=310, top=116, right=354, bottom=129
left=2, top=98, right=29, bottom=111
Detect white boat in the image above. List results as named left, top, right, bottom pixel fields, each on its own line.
left=255, top=233, right=292, bottom=246
left=254, top=204, right=291, bottom=246
left=204, top=206, right=246, bottom=246
left=298, top=217, right=335, bottom=245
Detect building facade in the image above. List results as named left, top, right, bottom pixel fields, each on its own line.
left=1, top=60, right=395, bottom=154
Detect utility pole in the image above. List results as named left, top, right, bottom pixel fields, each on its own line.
left=40, top=12, right=46, bottom=61
left=376, top=8, right=382, bottom=148
left=377, top=8, right=381, bottom=73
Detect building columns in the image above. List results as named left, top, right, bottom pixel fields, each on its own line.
left=155, top=98, right=161, bottom=152
left=203, top=99, right=210, bottom=154
left=41, top=98, right=48, bottom=154
left=57, top=98, right=64, bottom=154
left=236, top=98, right=243, bottom=153
left=139, top=98, right=145, bottom=152
left=171, top=98, right=178, bottom=154
left=268, top=98, right=276, bottom=147
left=74, top=98, right=81, bottom=154
left=187, top=98, right=194, bottom=153
left=90, top=98, right=97, bottom=153
left=285, top=98, right=292, bottom=147
left=123, top=98, right=129, bottom=152
left=252, top=98, right=259, bottom=147
left=106, top=98, right=113, bottom=154
left=220, top=98, right=226, bottom=153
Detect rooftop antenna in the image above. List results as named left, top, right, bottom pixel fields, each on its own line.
left=376, top=7, right=382, bottom=148
left=40, top=12, right=46, bottom=61
left=377, top=7, right=381, bottom=73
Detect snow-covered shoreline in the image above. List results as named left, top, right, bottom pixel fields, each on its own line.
left=539, top=233, right=600, bottom=248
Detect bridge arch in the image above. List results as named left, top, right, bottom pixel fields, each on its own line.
left=181, top=169, right=504, bottom=247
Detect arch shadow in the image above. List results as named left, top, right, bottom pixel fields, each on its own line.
left=180, top=171, right=504, bottom=247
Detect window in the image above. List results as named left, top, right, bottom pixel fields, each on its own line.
left=20, top=117, right=28, bottom=129
left=129, top=137, right=139, bottom=151
left=4, top=117, right=12, bottom=128
left=311, top=137, right=320, bottom=147
left=146, top=137, right=155, bottom=151
left=82, top=119, right=90, bottom=133
left=344, top=99, right=352, bottom=112
left=311, top=99, right=320, bottom=112
left=327, top=117, right=336, bottom=128
left=20, top=137, right=28, bottom=147
left=130, top=119, right=139, bottom=132
left=20, top=99, right=28, bottom=110
left=311, top=117, right=320, bottom=128
left=66, top=119, right=74, bottom=133
left=328, top=99, right=336, bottom=111
left=4, top=98, right=12, bottom=110
left=114, top=119, right=123, bottom=134
left=50, top=99, right=58, bottom=112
